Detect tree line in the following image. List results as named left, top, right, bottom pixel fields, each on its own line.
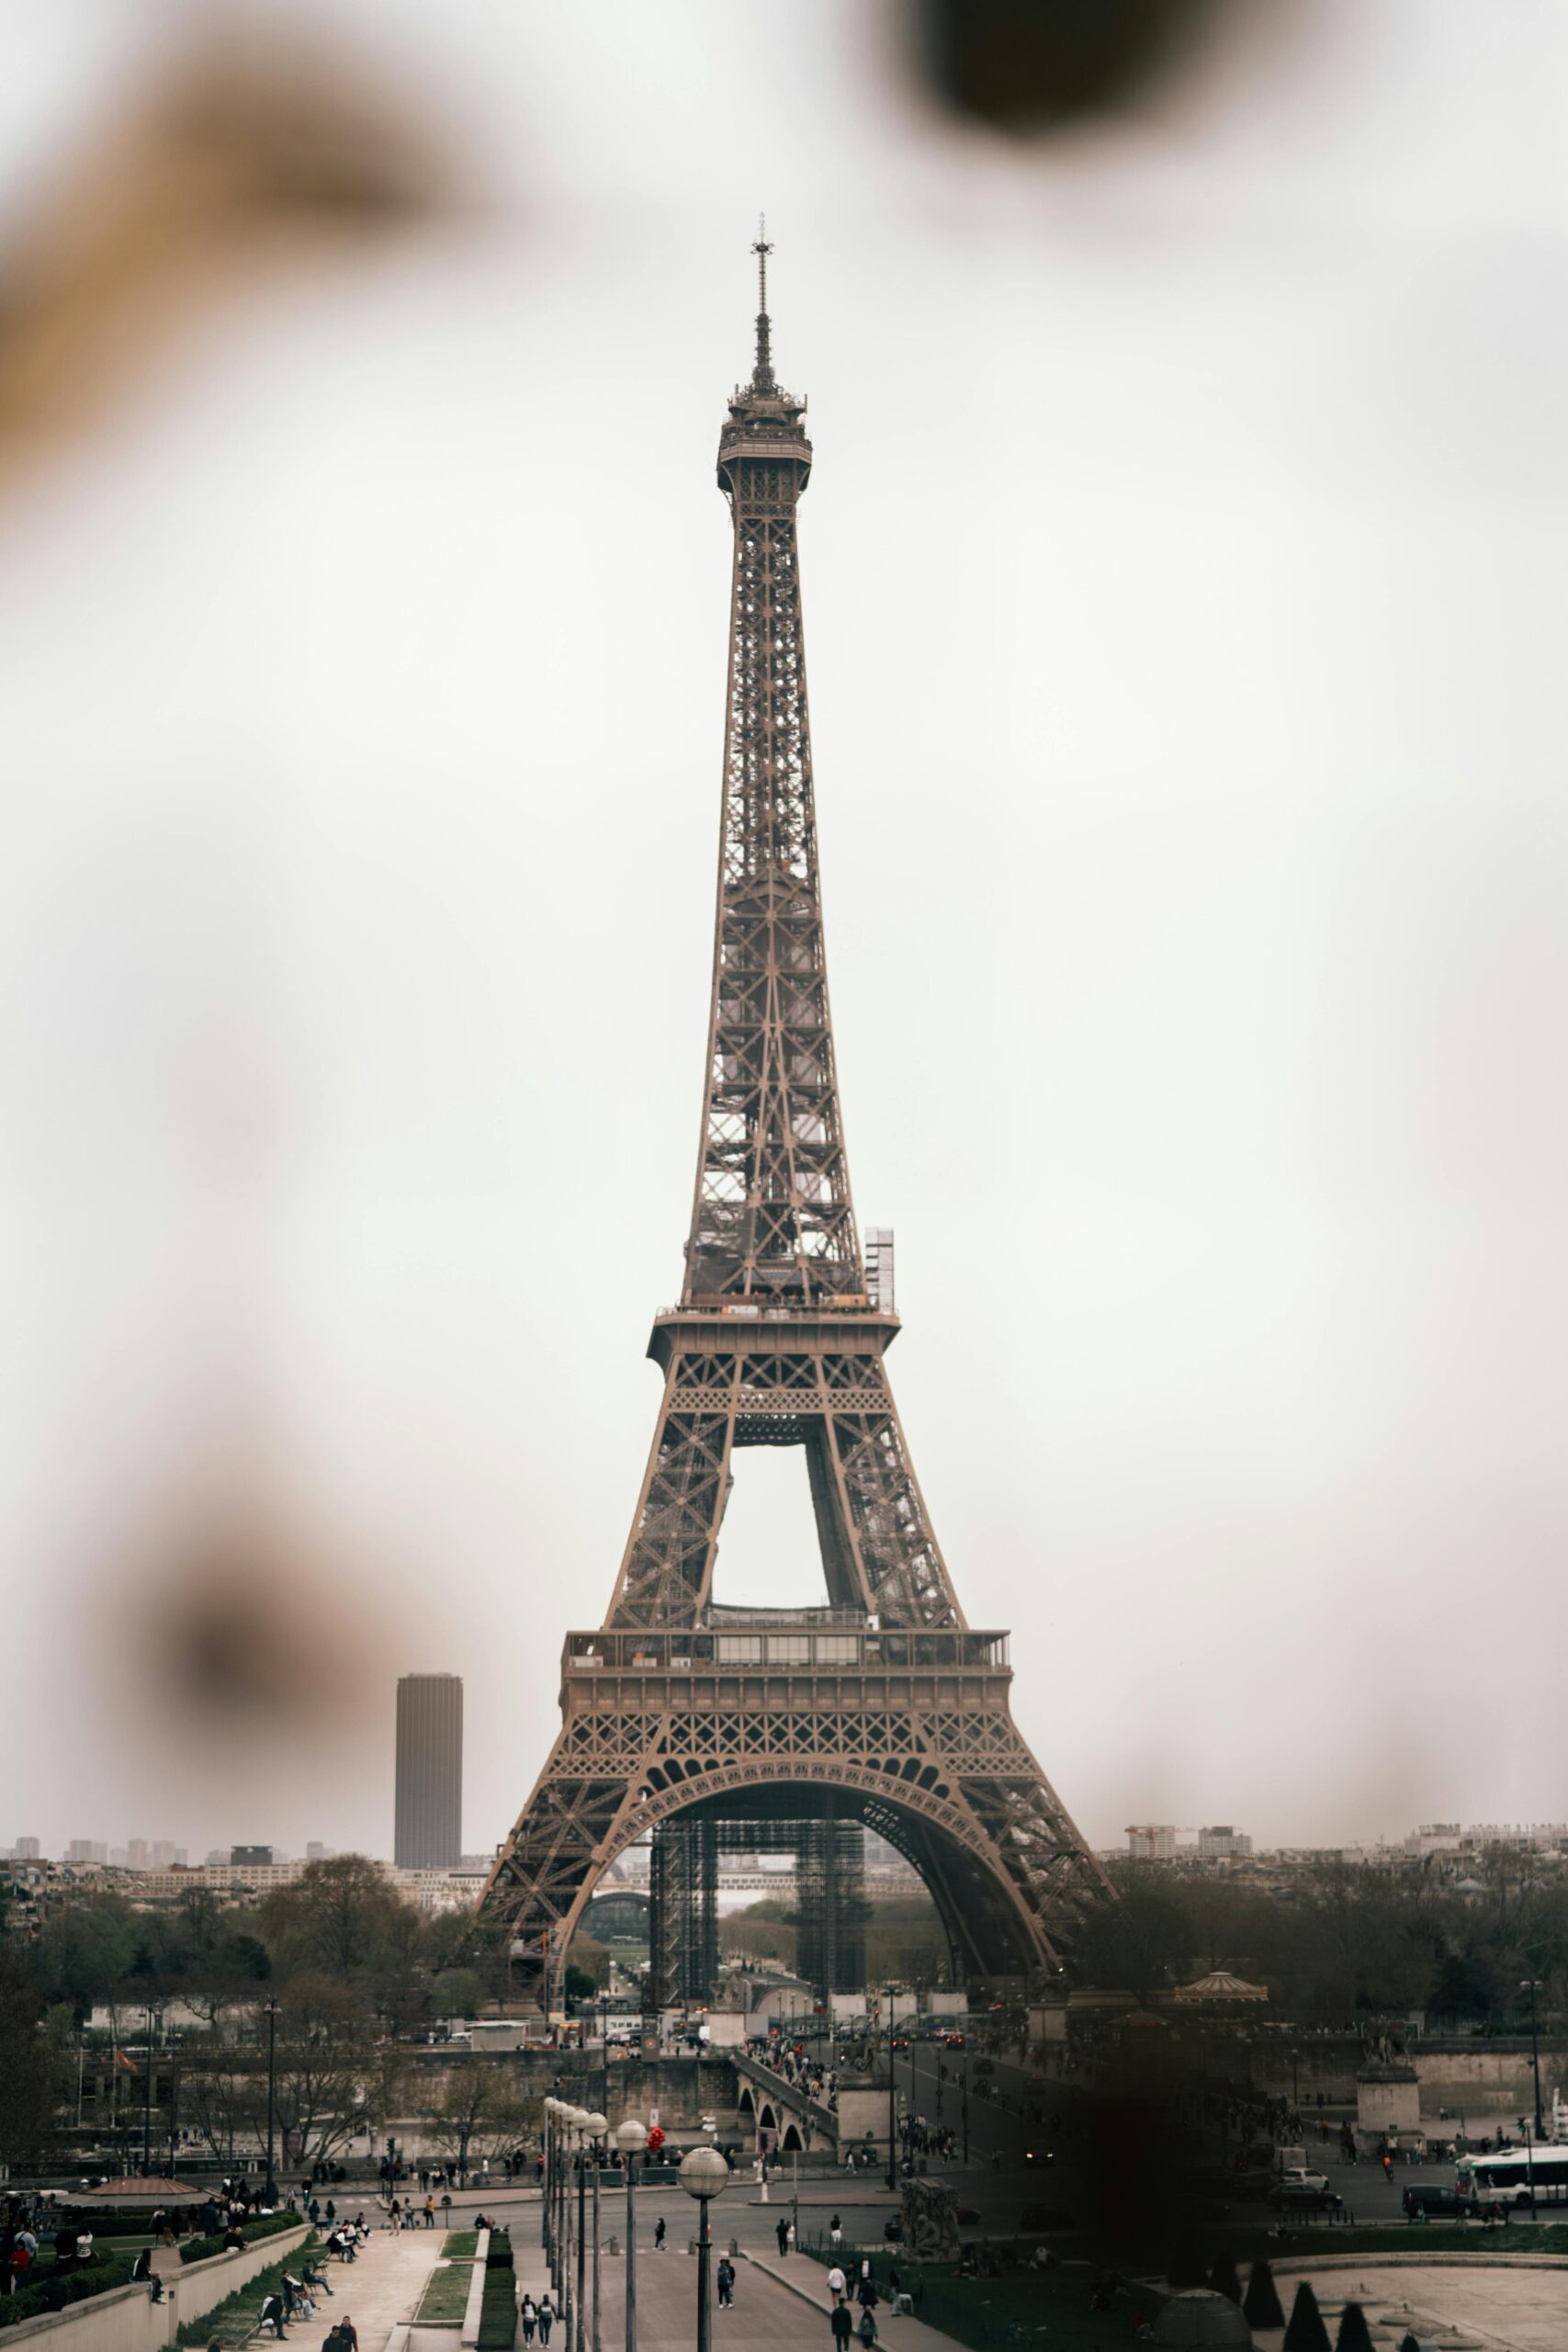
left=1075, top=1849, right=1568, bottom=2026
left=0, top=1856, right=543, bottom=2176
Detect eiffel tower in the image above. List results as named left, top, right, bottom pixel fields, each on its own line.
left=481, top=236, right=1111, bottom=2014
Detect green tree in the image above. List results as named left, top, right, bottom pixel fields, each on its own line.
left=34, top=1904, right=137, bottom=2017
left=1072, top=1866, right=1191, bottom=1996
left=0, top=1946, right=64, bottom=2171
left=1243, top=2258, right=1285, bottom=2329
left=561, top=1963, right=599, bottom=2013
left=1429, top=1946, right=1502, bottom=2022
left=1337, top=2305, right=1375, bottom=2352
left=221, top=1931, right=274, bottom=1984
left=258, top=1856, right=402, bottom=1984
left=1284, top=2280, right=1332, bottom=2352
left=431, top=1968, right=486, bottom=2021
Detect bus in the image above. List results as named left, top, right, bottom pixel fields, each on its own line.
left=1457, top=2148, right=1568, bottom=2208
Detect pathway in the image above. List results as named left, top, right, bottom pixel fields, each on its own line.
left=545, top=2230, right=962, bottom=2350
left=281, top=2223, right=445, bottom=2352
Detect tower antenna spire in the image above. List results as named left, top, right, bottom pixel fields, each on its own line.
left=750, top=214, right=775, bottom=390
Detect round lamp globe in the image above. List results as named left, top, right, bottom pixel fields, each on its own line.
left=679, top=2147, right=730, bottom=2202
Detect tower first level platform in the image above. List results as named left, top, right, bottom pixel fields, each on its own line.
left=491, top=1592, right=1099, bottom=2003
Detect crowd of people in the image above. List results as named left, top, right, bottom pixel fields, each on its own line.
left=823, top=2254, right=884, bottom=2346
left=746, top=2032, right=839, bottom=2113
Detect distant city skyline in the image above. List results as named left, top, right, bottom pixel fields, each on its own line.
left=11, top=1813, right=1568, bottom=1875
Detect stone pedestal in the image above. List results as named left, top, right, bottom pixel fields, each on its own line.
left=836, top=2083, right=889, bottom=2162
left=1357, top=2063, right=1420, bottom=2135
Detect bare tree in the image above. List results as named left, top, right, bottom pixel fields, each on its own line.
left=419, top=2064, right=536, bottom=2187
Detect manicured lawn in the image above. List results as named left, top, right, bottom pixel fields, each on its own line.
left=443, top=2233, right=479, bottom=2259
left=821, top=2259, right=1161, bottom=2352
left=416, top=2264, right=475, bottom=2324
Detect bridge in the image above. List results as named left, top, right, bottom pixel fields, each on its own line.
left=731, top=2049, right=840, bottom=2155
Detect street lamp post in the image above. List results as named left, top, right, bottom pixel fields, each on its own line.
left=544, top=2101, right=559, bottom=2286
left=558, top=2103, right=572, bottom=2309
left=555, top=2104, right=570, bottom=2331
left=1521, top=1980, right=1545, bottom=2141
left=885, top=1990, right=898, bottom=2191
left=141, top=2003, right=156, bottom=2176
left=263, top=1999, right=280, bottom=2203
left=599, top=1997, right=610, bottom=2120
left=679, top=2146, right=729, bottom=2352
left=581, top=2112, right=607, bottom=2352
left=614, top=2120, right=647, bottom=2352
left=571, top=2109, right=590, bottom=2352
left=560, top=2108, right=581, bottom=2350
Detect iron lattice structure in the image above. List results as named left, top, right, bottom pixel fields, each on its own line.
left=482, top=243, right=1111, bottom=2012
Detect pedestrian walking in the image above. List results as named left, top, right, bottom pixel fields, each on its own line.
left=536, top=2294, right=554, bottom=2345
left=519, top=2294, right=537, bottom=2344
left=716, top=2257, right=735, bottom=2308
left=830, top=2303, right=853, bottom=2347
left=776, top=2217, right=790, bottom=2257
left=829, top=2215, right=842, bottom=2250
left=827, top=2264, right=847, bottom=2303
left=654, top=2216, right=667, bottom=2252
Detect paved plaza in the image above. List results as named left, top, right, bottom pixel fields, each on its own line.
left=274, top=2223, right=445, bottom=2352
left=1273, top=2262, right=1568, bottom=2352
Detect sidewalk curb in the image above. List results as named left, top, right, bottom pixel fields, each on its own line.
left=739, top=2252, right=957, bottom=2349
left=736, top=2250, right=830, bottom=2316
left=1270, top=2250, right=1568, bottom=2272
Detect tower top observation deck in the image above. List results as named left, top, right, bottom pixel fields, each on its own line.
left=718, top=220, right=811, bottom=486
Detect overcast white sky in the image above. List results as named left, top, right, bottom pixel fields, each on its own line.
left=1, top=0, right=1564, bottom=1865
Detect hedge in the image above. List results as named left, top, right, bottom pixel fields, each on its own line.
left=476, top=2232, right=516, bottom=2352
left=0, top=2255, right=141, bottom=2329
left=476, top=2266, right=516, bottom=2352
left=46, top=2217, right=165, bottom=2241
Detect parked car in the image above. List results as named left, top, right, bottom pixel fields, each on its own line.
left=1404, top=2185, right=1506, bottom=2223
left=1278, top=2167, right=1332, bottom=2194
left=1268, top=2183, right=1343, bottom=2214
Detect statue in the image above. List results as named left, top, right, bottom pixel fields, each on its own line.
left=899, top=2176, right=960, bottom=2262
